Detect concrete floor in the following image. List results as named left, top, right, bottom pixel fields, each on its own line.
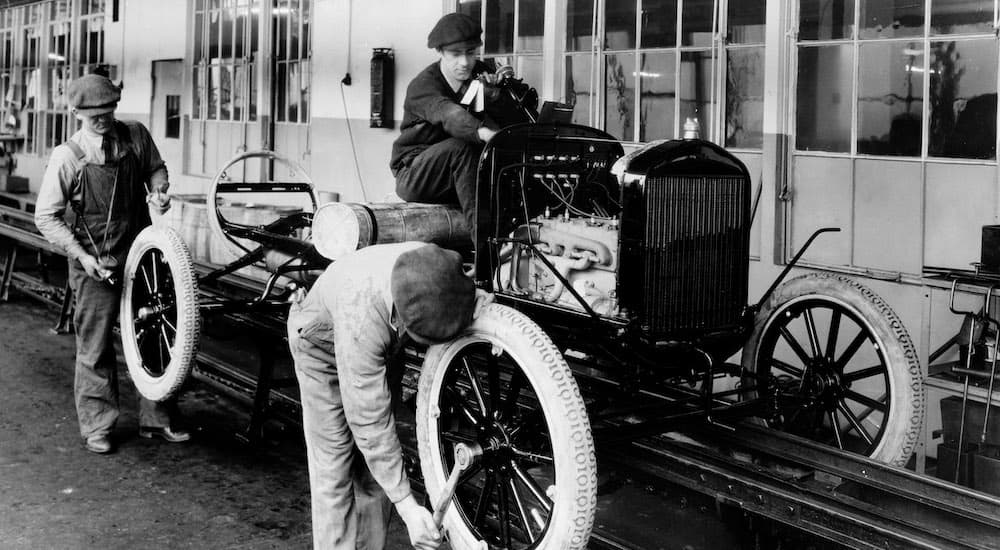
left=0, top=295, right=414, bottom=550
left=0, top=291, right=841, bottom=550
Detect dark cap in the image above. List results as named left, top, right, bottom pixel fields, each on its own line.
left=391, top=244, right=475, bottom=343
left=68, top=74, right=121, bottom=116
left=427, top=12, right=483, bottom=50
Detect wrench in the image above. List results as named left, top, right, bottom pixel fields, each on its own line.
left=432, top=442, right=483, bottom=528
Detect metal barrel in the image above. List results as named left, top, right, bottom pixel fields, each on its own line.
left=312, top=202, right=470, bottom=260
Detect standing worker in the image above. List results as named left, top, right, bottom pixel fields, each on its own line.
left=34, top=73, right=187, bottom=454
left=288, top=242, right=486, bottom=549
left=391, top=12, right=528, bottom=235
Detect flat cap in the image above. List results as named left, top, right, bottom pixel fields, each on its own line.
left=427, top=12, right=482, bottom=49
left=391, top=244, right=475, bottom=343
left=68, top=74, right=121, bottom=116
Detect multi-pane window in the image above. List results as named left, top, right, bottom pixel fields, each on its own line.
left=796, top=0, right=998, bottom=160
left=273, top=0, right=310, bottom=123
left=0, top=11, right=16, bottom=136
left=192, top=0, right=262, bottom=122
left=192, top=0, right=311, bottom=124
left=561, top=0, right=764, bottom=146
left=20, top=3, right=42, bottom=154
left=458, top=0, right=544, bottom=98
left=43, top=0, right=72, bottom=151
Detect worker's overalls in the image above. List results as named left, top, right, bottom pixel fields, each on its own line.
left=63, top=122, right=171, bottom=439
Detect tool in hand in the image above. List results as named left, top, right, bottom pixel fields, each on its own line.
left=432, top=442, right=483, bottom=529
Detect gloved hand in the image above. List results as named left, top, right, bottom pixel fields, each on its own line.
left=395, top=495, right=442, bottom=550
left=146, top=190, right=171, bottom=215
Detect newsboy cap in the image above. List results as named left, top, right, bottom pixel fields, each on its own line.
left=427, top=12, right=483, bottom=49
left=391, top=244, right=475, bottom=343
left=67, top=74, right=121, bottom=116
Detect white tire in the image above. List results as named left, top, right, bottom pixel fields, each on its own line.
left=416, top=304, right=596, bottom=550
left=120, top=226, right=201, bottom=402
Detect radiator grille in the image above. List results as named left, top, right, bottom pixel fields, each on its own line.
left=640, top=175, right=749, bottom=336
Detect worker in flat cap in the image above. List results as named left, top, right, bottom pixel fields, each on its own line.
left=287, top=242, right=491, bottom=550
left=35, top=72, right=186, bottom=455
left=392, top=12, right=529, bottom=239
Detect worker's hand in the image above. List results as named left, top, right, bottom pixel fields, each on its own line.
left=472, top=289, right=494, bottom=320
left=480, top=65, right=515, bottom=86
left=477, top=126, right=497, bottom=143
left=146, top=190, right=171, bottom=215
left=395, top=495, right=442, bottom=550
left=78, top=254, right=112, bottom=282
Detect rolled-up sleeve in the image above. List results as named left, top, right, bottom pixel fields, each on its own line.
left=34, top=146, right=87, bottom=260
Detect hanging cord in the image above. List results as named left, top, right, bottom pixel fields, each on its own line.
left=341, top=82, right=368, bottom=202
left=589, top=0, right=599, bottom=125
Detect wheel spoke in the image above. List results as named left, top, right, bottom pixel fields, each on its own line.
left=139, top=263, right=154, bottom=294
left=440, top=430, right=478, bottom=445
left=829, top=410, right=844, bottom=449
left=487, top=349, right=501, bottom=418
left=461, top=358, right=489, bottom=418
left=843, top=364, right=885, bottom=383
left=442, top=387, right=483, bottom=427
left=825, top=309, right=842, bottom=361
left=779, top=325, right=815, bottom=366
left=162, top=316, right=177, bottom=336
left=834, top=330, right=869, bottom=371
left=159, top=324, right=173, bottom=358
left=498, top=478, right=512, bottom=548
left=508, top=477, right=534, bottom=541
left=843, top=389, right=887, bottom=412
left=510, top=461, right=553, bottom=512
left=803, top=308, right=822, bottom=358
left=151, top=251, right=161, bottom=294
left=511, top=446, right=554, bottom=466
left=838, top=401, right=875, bottom=446
left=472, top=472, right=496, bottom=529
left=501, top=369, right=526, bottom=421
left=769, top=358, right=805, bottom=378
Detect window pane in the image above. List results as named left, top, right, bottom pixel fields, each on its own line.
left=605, top=0, right=636, bottom=50
left=219, top=63, right=232, bottom=119
left=932, top=0, right=992, bottom=35
left=605, top=53, right=636, bottom=140
left=275, top=62, right=287, bottom=122
left=517, top=55, right=542, bottom=92
left=681, top=0, right=713, bottom=47
left=221, top=7, right=233, bottom=58
left=639, top=51, right=675, bottom=141
left=566, top=0, right=594, bottom=51
left=796, top=45, right=852, bottom=151
left=929, top=39, right=998, bottom=159
left=728, top=0, right=765, bottom=44
left=249, top=62, right=257, bottom=120
left=300, top=58, right=309, bottom=121
left=517, top=0, right=544, bottom=52
left=679, top=50, right=712, bottom=135
left=274, top=2, right=287, bottom=60
left=209, top=9, right=220, bottom=59
left=166, top=95, right=181, bottom=138
left=640, top=0, right=676, bottom=48
left=208, top=63, right=219, bottom=120
left=234, top=8, right=245, bottom=58
left=799, top=0, right=854, bottom=41
left=287, top=62, right=301, bottom=122
left=289, top=2, right=300, bottom=59
left=566, top=54, right=593, bottom=126
left=458, top=0, right=482, bottom=23
left=857, top=42, right=922, bottom=156
left=485, top=0, right=514, bottom=54
left=193, top=66, right=203, bottom=119
left=859, top=0, right=924, bottom=39
left=726, top=47, right=764, bottom=148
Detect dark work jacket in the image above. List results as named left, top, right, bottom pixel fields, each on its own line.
left=390, top=61, right=498, bottom=174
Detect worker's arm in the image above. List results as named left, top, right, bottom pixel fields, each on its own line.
left=404, top=74, right=485, bottom=143
left=34, top=145, right=88, bottom=261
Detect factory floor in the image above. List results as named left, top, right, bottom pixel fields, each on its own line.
left=0, top=292, right=839, bottom=550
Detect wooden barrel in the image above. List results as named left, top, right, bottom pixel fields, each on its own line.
left=312, top=202, right=469, bottom=260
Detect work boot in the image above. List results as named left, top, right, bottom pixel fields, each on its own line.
left=85, top=434, right=113, bottom=454
left=139, top=426, right=191, bottom=443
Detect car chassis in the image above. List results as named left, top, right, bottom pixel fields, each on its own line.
left=117, top=125, right=924, bottom=550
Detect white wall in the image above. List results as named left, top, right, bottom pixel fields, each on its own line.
left=112, top=1, right=188, bottom=119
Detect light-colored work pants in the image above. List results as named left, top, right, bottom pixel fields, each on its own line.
left=288, top=315, right=392, bottom=550
left=69, top=261, right=171, bottom=438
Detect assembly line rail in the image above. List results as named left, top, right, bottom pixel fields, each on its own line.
left=2, top=209, right=999, bottom=549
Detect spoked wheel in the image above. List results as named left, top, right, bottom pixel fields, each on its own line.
left=416, top=304, right=596, bottom=550
left=741, top=273, right=923, bottom=466
left=120, top=227, right=201, bottom=402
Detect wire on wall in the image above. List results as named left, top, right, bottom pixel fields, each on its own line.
left=340, top=0, right=367, bottom=201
